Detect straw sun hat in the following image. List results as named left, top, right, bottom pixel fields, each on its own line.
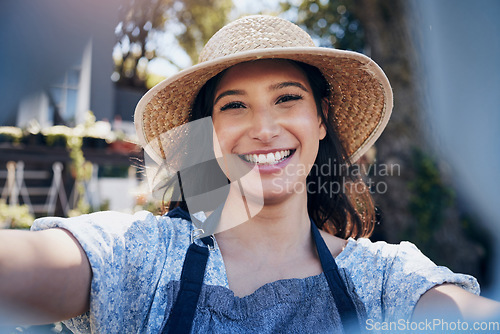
left=135, top=15, right=393, bottom=165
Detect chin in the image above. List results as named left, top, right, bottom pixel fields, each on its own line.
left=261, top=183, right=304, bottom=205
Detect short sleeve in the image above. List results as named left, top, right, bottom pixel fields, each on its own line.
left=336, top=238, right=480, bottom=323
left=382, top=241, right=480, bottom=321
left=31, top=211, right=177, bottom=333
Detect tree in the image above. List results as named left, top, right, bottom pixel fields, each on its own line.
left=114, top=0, right=233, bottom=89
left=280, top=0, right=364, bottom=52
left=281, top=0, right=490, bottom=285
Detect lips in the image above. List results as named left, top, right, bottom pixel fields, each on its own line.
left=239, top=149, right=295, bottom=165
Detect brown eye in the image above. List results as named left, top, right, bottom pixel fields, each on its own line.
left=276, top=94, right=303, bottom=104
left=220, top=101, right=245, bottom=111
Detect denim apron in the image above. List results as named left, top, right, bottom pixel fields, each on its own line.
left=161, top=207, right=363, bottom=333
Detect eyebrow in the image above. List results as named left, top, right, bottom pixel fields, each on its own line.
left=213, top=89, right=246, bottom=105
left=269, top=81, right=309, bottom=92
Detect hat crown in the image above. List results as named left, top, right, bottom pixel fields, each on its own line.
left=198, top=15, right=315, bottom=63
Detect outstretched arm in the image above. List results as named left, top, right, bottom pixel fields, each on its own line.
left=413, top=283, right=500, bottom=321
left=0, top=228, right=91, bottom=325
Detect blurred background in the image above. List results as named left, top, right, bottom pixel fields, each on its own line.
left=0, top=0, right=499, bottom=330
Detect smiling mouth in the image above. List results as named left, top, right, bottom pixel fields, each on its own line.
left=238, top=149, right=295, bottom=165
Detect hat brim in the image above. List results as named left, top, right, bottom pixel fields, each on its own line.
left=135, top=47, right=393, bottom=165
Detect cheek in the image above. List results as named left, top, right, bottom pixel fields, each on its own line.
left=290, top=110, right=323, bottom=143
left=212, top=114, right=249, bottom=153
left=213, top=122, right=236, bottom=154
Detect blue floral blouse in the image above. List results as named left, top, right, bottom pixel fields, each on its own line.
left=32, top=211, right=479, bottom=333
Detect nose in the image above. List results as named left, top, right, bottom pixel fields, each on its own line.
left=247, top=107, right=281, bottom=142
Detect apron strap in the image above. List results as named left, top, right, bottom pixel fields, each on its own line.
left=310, top=220, right=360, bottom=332
left=162, top=208, right=213, bottom=334
left=162, top=242, right=209, bottom=334
left=162, top=208, right=359, bottom=333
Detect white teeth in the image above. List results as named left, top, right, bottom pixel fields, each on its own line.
left=242, top=150, right=292, bottom=165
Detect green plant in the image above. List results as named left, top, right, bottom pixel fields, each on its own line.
left=0, top=126, right=23, bottom=144
left=42, top=125, right=72, bottom=147
left=0, top=199, right=35, bottom=229
left=66, top=135, right=92, bottom=216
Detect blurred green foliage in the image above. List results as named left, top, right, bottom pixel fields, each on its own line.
left=280, top=0, right=364, bottom=51
left=66, top=135, right=91, bottom=216
left=0, top=199, right=34, bottom=229
left=407, top=148, right=455, bottom=245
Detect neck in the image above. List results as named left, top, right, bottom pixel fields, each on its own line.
left=215, top=189, right=312, bottom=258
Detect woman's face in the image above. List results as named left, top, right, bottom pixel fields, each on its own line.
left=211, top=59, right=326, bottom=203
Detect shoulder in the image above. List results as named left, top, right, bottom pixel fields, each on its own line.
left=334, top=237, right=402, bottom=267
left=32, top=210, right=166, bottom=229
left=322, top=234, right=410, bottom=283
left=335, top=237, right=480, bottom=321
left=335, top=237, right=436, bottom=268
left=31, top=210, right=192, bottom=238
left=335, top=237, right=478, bottom=292
left=31, top=210, right=195, bottom=268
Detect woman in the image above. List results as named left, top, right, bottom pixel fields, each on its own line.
left=1, top=15, right=499, bottom=333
